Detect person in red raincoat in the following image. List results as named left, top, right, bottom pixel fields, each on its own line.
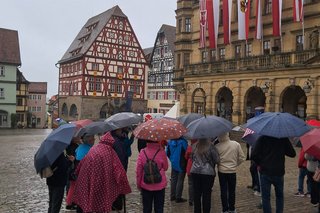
left=72, top=132, right=131, bottom=213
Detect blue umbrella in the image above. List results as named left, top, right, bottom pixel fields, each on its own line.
left=178, top=113, right=204, bottom=127
left=246, top=112, right=311, bottom=138
left=34, top=123, right=77, bottom=173
left=242, top=132, right=261, bottom=148
left=185, top=115, right=233, bottom=139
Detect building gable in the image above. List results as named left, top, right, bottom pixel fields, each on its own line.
left=0, top=28, right=21, bottom=65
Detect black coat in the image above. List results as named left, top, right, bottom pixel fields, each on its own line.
left=46, top=153, right=70, bottom=187
left=251, top=136, right=296, bottom=176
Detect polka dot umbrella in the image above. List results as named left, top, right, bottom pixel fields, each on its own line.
left=133, top=118, right=188, bottom=142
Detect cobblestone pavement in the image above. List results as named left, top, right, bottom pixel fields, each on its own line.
left=0, top=129, right=317, bottom=213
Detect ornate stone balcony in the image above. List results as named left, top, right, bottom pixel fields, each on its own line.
left=182, top=49, right=319, bottom=77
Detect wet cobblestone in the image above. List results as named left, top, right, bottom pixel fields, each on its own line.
left=0, top=129, right=317, bottom=212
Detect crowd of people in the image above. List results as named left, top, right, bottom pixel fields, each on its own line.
left=44, top=124, right=320, bottom=213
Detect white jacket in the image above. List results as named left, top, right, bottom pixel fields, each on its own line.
left=215, top=133, right=245, bottom=173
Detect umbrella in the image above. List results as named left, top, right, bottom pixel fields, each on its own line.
left=241, top=128, right=261, bottom=147
left=133, top=118, right=187, bottom=141
left=246, top=112, right=311, bottom=138
left=178, top=113, right=204, bottom=127
left=164, top=101, right=180, bottom=119
left=184, top=115, right=233, bottom=139
left=71, top=119, right=93, bottom=130
left=300, top=128, right=320, bottom=160
left=34, top=123, right=77, bottom=173
left=307, top=119, right=320, bottom=127
left=75, top=121, right=113, bottom=137
left=105, top=112, right=142, bottom=130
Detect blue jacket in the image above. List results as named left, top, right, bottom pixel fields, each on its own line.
left=75, top=143, right=93, bottom=161
left=166, top=138, right=188, bottom=172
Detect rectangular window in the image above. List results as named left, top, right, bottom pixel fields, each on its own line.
left=117, top=66, right=123, bottom=73
left=32, top=106, right=36, bottom=112
left=235, top=45, right=241, bottom=58
left=37, top=106, right=41, bottom=112
left=116, top=80, right=122, bottom=93
left=110, top=79, right=115, bottom=92
left=202, top=51, right=208, bottom=63
left=37, top=118, right=41, bottom=125
left=265, top=0, right=272, bottom=14
left=32, top=95, right=37, bottom=100
left=147, top=92, right=151, bottom=99
left=133, top=68, right=138, bottom=75
left=245, top=43, right=252, bottom=57
left=210, top=50, right=216, bottom=62
left=89, top=77, right=94, bottom=91
left=178, top=19, right=182, bottom=33
left=91, top=63, right=99, bottom=71
left=219, top=48, right=226, bottom=60
left=263, top=40, right=271, bottom=54
left=96, top=78, right=102, bottom=91
left=38, top=95, right=42, bottom=100
left=17, top=98, right=23, bottom=106
left=273, top=39, right=282, bottom=52
left=185, top=18, right=191, bottom=32
left=296, top=35, right=304, bottom=51
left=183, top=53, right=190, bottom=66
left=168, top=91, right=175, bottom=100
left=158, top=91, right=164, bottom=100
left=0, top=66, right=5, bottom=76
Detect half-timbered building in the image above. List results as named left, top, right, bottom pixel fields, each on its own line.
left=57, top=5, right=147, bottom=121
left=147, top=24, right=178, bottom=114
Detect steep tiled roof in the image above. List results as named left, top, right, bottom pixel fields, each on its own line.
left=0, top=28, right=21, bottom=65
left=16, top=69, right=29, bottom=84
left=58, top=5, right=126, bottom=64
left=28, top=82, right=47, bottom=94
left=158, top=24, right=176, bottom=53
left=143, top=47, right=154, bottom=64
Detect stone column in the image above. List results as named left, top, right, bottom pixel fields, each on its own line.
left=206, top=81, right=214, bottom=115
left=265, top=79, right=275, bottom=112
left=232, top=80, right=242, bottom=124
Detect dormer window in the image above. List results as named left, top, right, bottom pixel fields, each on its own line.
left=70, top=48, right=82, bottom=56
left=86, top=21, right=99, bottom=32
left=78, top=33, right=91, bottom=43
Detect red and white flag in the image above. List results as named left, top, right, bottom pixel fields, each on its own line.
left=255, top=0, right=262, bottom=39
left=199, top=0, right=207, bottom=48
left=223, top=0, right=232, bottom=44
left=238, top=0, right=250, bottom=40
left=242, top=128, right=255, bottom=138
left=272, top=0, right=283, bottom=37
left=206, top=0, right=220, bottom=48
left=293, top=0, right=304, bottom=22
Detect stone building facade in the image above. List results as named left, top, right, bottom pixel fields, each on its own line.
left=174, top=0, right=320, bottom=124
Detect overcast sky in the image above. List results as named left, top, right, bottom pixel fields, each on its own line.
left=0, top=0, right=176, bottom=98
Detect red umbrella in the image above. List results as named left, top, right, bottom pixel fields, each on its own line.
left=307, top=119, right=320, bottom=127
left=300, top=128, right=320, bottom=160
left=133, top=118, right=187, bottom=142
left=71, top=119, right=93, bottom=130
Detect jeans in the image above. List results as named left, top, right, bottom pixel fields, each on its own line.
left=170, top=169, right=186, bottom=200
left=188, top=175, right=194, bottom=203
left=308, top=171, right=320, bottom=204
left=48, top=185, right=65, bottom=213
left=218, top=172, right=236, bottom=212
left=298, top=167, right=311, bottom=193
left=250, top=161, right=260, bottom=192
left=142, top=188, right=165, bottom=213
left=260, top=174, right=284, bottom=213
left=192, top=173, right=214, bottom=213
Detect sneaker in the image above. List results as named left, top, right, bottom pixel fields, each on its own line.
left=175, top=198, right=187, bottom=203
left=304, top=192, right=311, bottom=198
left=294, top=191, right=305, bottom=197
left=254, top=191, right=261, bottom=196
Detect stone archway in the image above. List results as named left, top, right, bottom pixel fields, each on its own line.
left=69, top=104, right=78, bottom=119
left=244, top=86, right=266, bottom=121
left=61, top=103, right=68, bottom=116
left=280, top=86, right=307, bottom=119
left=191, top=88, right=206, bottom=114
left=100, top=102, right=115, bottom=119
left=216, top=86, right=233, bottom=121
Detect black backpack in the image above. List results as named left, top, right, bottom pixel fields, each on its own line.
left=142, top=149, right=162, bottom=184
